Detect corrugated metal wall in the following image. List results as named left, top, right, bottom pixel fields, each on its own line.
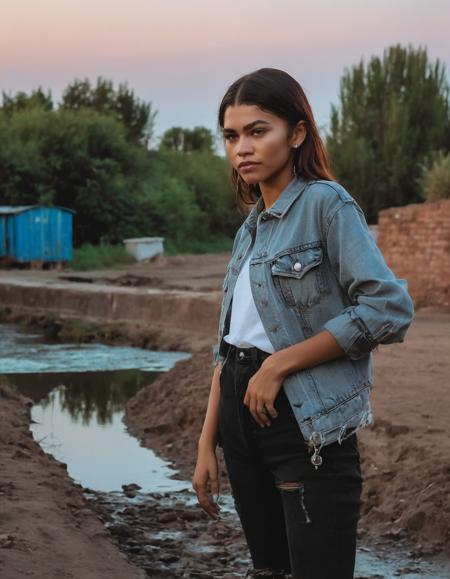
left=0, top=207, right=73, bottom=262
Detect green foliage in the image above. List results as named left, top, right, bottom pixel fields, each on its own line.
left=60, top=77, right=157, bottom=146
left=163, top=234, right=234, bottom=255
left=1, top=87, right=53, bottom=114
left=327, top=44, right=450, bottom=222
left=419, top=150, right=450, bottom=201
left=159, top=126, right=217, bottom=153
left=0, top=106, right=238, bottom=252
left=70, top=243, right=135, bottom=271
left=154, top=149, right=241, bottom=238
left=134, top=171, right=209, bottom=246
left=0, top=107, right=150, bottom=243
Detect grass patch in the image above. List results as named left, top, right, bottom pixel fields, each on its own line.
left=69, top=236, right=234, bottom=271
left=70, top=244, right=136, bottom=271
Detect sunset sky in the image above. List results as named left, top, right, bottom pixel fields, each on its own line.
left=2, top=0, right=449, bottom=150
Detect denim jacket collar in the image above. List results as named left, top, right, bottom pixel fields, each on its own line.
left=244, top=175, right=311, bottom=233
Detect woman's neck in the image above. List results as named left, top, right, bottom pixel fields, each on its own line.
left=259, top=169, right=296, bottom=211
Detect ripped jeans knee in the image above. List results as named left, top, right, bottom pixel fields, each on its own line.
left=275, top=481, right=312, bottom=524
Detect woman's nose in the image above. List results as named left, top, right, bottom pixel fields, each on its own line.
left=236, top=137, right=254, bottom=156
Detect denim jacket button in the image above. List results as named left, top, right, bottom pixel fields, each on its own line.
left=293, top=262, right=302, bottom=271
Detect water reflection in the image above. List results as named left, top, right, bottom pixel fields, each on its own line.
left=0, top=323, right=192, bottom=492
left=7, top=369, right=156, bottom=425
left=29, top=385, right=190, bottom=493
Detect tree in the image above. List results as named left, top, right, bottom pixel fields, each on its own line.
left=155, top=149, right=240, bottom=237
left=159, top=126, right=215, bottom=153
left=0, top=108, right=150, bottom=244
left=60, top=77, right=157, bottom=147
left=327, top=44, right=450, bottom=222
left=1, top=87, right=53, bottom=114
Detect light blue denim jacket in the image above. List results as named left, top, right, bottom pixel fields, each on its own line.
left=213, top=176, right=415, bottom=467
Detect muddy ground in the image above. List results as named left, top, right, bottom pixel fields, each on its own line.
left=0, top=383, right=146, bottom=579
left=0, top=254, right=449, bottom=577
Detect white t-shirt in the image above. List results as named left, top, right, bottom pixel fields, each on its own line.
left=223, top=245, right=275, bottom=354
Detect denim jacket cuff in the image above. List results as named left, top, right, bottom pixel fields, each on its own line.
left=323, top=307, right=390, bottom=360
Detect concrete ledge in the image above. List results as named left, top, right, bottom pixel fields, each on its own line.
left=0, top=278, right=221, bottom=336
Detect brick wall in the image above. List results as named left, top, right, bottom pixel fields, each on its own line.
left=376, top=199, right=450, bottom=309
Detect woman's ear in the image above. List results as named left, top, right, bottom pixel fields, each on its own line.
left=290, top=120, right=307, bottom=148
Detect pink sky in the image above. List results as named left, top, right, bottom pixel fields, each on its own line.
left=2, top=0, right=449, bottom=148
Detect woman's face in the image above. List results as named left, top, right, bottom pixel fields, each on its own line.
left=222, top=104, right=305, bottom=185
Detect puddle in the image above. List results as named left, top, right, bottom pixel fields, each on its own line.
left=30, top=385, right=192, bottom=492
left=0, top=323, right=192, bottom=493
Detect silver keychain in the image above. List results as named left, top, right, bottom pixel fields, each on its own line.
left=310, top=432, right=324, bottom=469
left=311, top=449, right=323, bottom=469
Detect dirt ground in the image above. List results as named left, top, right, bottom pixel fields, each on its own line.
left=1, top=254, right=449, bottom=577
left=0, top=383, right=145, bottom=579
left=0, top=251, right=231, bottom=293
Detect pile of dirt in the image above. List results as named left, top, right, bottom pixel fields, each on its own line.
left=124, top=309, right=450, bottom=558
left=0, top=382, right=145, bottom=579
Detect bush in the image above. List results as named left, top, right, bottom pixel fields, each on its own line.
left=153, top=150, right=241, bottom=238
left=419, top=150, right=450, bottom=201
left=70, top=243, right=135, bottom=271
left=133, top=172, right=208, bottom=246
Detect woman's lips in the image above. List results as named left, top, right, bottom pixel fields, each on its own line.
left=239, top=163, right=259, bottom=172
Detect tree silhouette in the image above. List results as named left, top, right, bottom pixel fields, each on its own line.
left=327, top=44, right=450, bottom=222
left=60, top=76, right=157, bottom=147
left=159, top=126, right=215, bottom=153
left=1, top=87, right=53, bottom=114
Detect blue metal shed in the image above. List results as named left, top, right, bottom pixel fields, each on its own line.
left=0, top=206, right=74, bottom=263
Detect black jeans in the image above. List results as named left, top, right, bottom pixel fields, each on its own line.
left=218, top=342, right=363, bottom=579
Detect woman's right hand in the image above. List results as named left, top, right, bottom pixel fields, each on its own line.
left=192, top=446, right=221, bottom=520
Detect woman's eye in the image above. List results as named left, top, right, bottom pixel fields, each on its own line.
left=223, top=129, right=266, bottom=141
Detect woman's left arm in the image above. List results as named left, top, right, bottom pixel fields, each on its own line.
left=244, top=198, right=415, bottom=426
left=321, top=198, right=415, bottom=360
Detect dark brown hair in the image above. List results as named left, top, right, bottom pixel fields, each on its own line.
left=217, top=67, right=336, bottom=213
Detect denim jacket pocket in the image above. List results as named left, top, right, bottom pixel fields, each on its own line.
left=270, top=245, right=328, bottom=309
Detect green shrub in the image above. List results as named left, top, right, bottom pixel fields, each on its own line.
left=70, top=243, right=135, bottom=271
left=419, top=150, right=450, bottom=201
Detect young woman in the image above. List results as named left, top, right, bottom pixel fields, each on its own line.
left=192, top=68, right=414, bottom=579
